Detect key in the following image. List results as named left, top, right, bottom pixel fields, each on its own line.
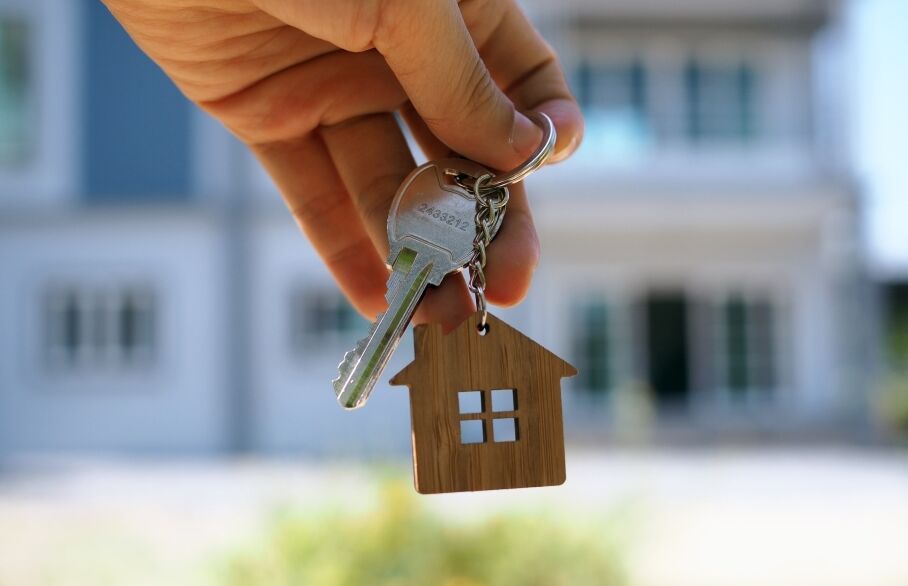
left=332, top=159, right=507, bottom=409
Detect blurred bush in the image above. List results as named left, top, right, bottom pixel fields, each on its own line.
left=879, top=298, right=908, bottom=434
left=221, top=481, right=625, bottom=586
left=879, top=374, right=908, bottom=433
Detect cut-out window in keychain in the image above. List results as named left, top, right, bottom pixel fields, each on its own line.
left=331, top=113, right=577, bottom=493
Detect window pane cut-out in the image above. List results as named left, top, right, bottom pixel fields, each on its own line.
left=491, top=389, right=516, bottom=412
left=460, top=420, right=485, bottom=444
left=493, top=418, right=518, bottom=442
left=458, top=390, right=483, bottom=414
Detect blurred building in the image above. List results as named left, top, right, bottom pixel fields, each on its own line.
left=0, top=0, right=875, bottom=456
left=527, top=0, right=872, bottom=441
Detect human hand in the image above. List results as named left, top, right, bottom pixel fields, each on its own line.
left=102, top=0, right=583, bottom=329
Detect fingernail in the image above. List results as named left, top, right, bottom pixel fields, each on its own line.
left=549, top=133, right=581, bottom=164
left=511, top=112, right=543, bottom=161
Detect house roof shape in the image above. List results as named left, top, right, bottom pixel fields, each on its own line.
left=390, top=311, right=577, bottom=386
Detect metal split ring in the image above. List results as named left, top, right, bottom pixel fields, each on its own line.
left=483, top=111, right=556, bottom=189
left=449, top=111, right=557, bottom=193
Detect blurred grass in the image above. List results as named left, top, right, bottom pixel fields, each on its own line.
left=220, top=480, right=626, bottom=586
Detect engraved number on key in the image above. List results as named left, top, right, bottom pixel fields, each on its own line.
left=332, top=159, right=506, bottom=409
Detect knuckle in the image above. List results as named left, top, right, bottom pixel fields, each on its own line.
left=323, top=235, right=373, bottom=269
left=343, top=0, right=385, bottom=52
left=370, top=0, right=409, bottom=53
left=287, top=187, right=348, bottom=225
left=460, top=60, right=500, bottom=121
left=422, top=58, right=501, bottom=133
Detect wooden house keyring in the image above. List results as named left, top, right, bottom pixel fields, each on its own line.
left=390, top=312, right=577, bottom=494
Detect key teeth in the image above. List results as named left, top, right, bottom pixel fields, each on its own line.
left=385, top=271, right=404, bottom=304
left=332, top=314, right=383, bottom=408
left=332, top=337, right=367, bottom=393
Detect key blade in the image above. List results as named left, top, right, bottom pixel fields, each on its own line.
left=332, top=260, right=432, bottom=409
left=384, top=248, right=417, bottom=304
left=333, top=250, right=414, bottom=407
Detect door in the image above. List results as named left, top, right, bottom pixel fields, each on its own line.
left=645, top=292, right=690, bottom=408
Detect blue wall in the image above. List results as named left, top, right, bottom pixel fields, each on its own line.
left=83, top=0, right=192, bottom=200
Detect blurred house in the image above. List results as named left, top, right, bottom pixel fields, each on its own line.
left=526, top=0, right=872, bottom=441
left=0, top=0, right=875, bottom=456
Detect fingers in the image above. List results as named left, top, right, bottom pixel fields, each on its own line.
left=396, top=0, right=578, bottom=307
left=320, top=113, right=413, bottom=256
left=371, top=0, right=543, bottom=172
left=464, top=0, right=583, bottom=163
left=399, top=102, right=451, bottom=161
left=250, top=0, right=544, bottom=170
left=199, top=50, right=406, bottom=145
left=482, top=181, right=539, bottom=306
left=320, top=112, right=475, bottom=330
left=414, top=273, right=476, bottom=333
left=249, top=134, right=390, bottom=319
left=401, top=103, right=539, bottom=308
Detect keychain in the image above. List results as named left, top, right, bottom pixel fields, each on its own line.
left=333, top=113, right=577, bottom=493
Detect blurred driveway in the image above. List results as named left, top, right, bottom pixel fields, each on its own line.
left=1, top=448, right=907, bottom=586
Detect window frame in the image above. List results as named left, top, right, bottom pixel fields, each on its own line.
left=287, top=284, right=367, bottom=355
left=42, top=281, right=158, bottom=374
left=0, top=0, right=79, bottom=205
left=709, top=290, right=780, bottom=405
left=684, top=59, right=758, bottom=144
left=569, top=27, right=809, bottom=169
left=571, top=297, right=616, bottom=396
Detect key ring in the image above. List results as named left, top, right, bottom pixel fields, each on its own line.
left=484, top=111, right=556, bottom=190
left=448, top=111, right=557, bottom=192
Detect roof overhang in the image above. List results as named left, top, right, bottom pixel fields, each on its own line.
left=524, top=0, right=835, bottom=31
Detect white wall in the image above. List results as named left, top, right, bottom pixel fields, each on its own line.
left=0, top=211, right=228, bottom=454
left=531, top=181, right=856, bottom=426
left=246, top=214, right=414, bottom=455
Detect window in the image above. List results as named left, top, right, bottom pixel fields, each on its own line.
left=0, top=18, right=30, bottom=165
left=713, top=294, right=776, bottom=396
left=685, top=61, right=756, bottom=143
left=457, top=389, right=519, bottom=444
left=43, top=284, right=156, bottom=370
left=572, top=301, right=611, bottom=394
left=289, top=287, right=366, bottom=352
left=577, top=59, right=649, bottom=156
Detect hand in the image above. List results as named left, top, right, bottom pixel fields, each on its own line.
left=102, top=0, right=583, bottom=329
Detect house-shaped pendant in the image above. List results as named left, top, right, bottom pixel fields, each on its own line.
left=390, top=312, right=577, bottom=494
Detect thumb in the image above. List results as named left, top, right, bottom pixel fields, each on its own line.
left=374, top=0, right=541, bottom=171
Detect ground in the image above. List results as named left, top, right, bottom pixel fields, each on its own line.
left=1, top=448, right=907, bottom=586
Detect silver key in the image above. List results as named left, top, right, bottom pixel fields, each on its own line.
left=332, top=159, right=506, bottom=409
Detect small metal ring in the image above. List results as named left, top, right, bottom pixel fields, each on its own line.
left=472, top=173, right=494, bottom=205
left=483, top=111, right=556, bottom=190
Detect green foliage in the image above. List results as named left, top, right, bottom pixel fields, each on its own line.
left=880, top=374, right=908, bottom=432
left=888, top=305, right=908, bottom=370
left=221, top=481, right=624, bottom=586
left=880, top=304, right=908, bottom=432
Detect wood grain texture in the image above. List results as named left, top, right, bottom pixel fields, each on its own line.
left=390, top=312, right=577, bottom=494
